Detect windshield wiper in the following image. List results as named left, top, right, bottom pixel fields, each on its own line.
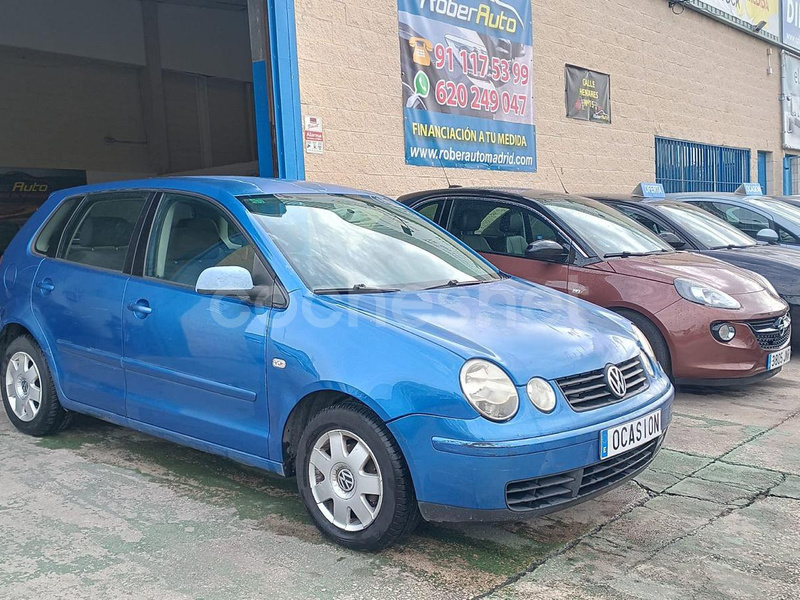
left=711, top=243, right=755, bottom=250
left=423, top=279, right=484, bottom=290
left=603, top=251, right=648, bottom=259
left=314, top=284, right=400, bottom=295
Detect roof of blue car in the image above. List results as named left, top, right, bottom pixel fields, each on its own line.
left=55, top=176, right=372, bottom=198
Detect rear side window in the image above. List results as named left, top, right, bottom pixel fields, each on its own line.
left=417, top=200, right=442, bottom=222
left=34, top=196, right=83, bottom=257
left=59, top=192, right=149, bottom=272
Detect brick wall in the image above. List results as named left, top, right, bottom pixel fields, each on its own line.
left=294, top=0, right=783, bottom=197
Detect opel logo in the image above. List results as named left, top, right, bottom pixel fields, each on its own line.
left=605, top=364, right=627, bottom=399
left=336, top=468, right=355, bottom=493
left=776, top=315, right=791, bottom=334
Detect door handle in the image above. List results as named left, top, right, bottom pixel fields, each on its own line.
left=127, top=300, right=152, bottom=317
left=36, top=279, right=55, bottom=293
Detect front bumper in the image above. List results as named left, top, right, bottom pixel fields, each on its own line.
left=419, top=434, right=665, bottom=522
left=655, top=299, right=790, bottom=382
left=387, top=384, right=674, bottom=520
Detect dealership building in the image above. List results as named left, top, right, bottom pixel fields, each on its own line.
left=3, top=0, right=800, bottom=200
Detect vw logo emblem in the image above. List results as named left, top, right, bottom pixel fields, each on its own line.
left=336, top=468, right=355, bottom=493
left=605, top=364, right=627, bottom=399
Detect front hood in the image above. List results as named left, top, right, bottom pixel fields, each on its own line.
left=606, top=252, right=766, bottom=295
left=702, top=246, right=800, bottom=298
left=317, top=279, right=641, bottom=384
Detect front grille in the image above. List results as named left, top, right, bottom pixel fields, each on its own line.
left=556, top=356, right=649, bottom=411
left=506, top=436, right=662, bottom=512
left=748, top=314, right=791, bottom=351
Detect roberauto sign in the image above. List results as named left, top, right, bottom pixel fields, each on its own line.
left=398, top=0, right=537, bottom=172
left=420, top=0, right=522, bottom=35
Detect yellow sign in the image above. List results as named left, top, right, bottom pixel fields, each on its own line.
left=679, top=0, right=780, bottom=41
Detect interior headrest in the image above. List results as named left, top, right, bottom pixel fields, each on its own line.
left=171, top=203, right=195, bottom=223
left=169, top=218, right=221, bottom=259
left=78, top=217, right=134, bottom=248
left=459, top=210, right=483, bottom=233
left=501, top=212, right=524, bottom=235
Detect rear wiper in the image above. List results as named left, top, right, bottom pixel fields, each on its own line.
left=314, top=284, right=400, bottom=295
left=423, top=279, right=484, bottom=290
left=603, top=251, right=647, bottom=258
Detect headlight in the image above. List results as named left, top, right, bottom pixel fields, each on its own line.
left=459, top=359, right=519, bottom=421
left=526, top=378, right=556, bottom=413
left=674, top=278, right=741, bottom=310
left=640, top=351, right=655, bottom=377
left=631, top=325, right=656, bottom=363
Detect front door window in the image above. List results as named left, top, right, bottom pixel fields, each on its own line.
left=446, top=198, right=571, bottom=292
left=146, top=193, right=269, bottom=288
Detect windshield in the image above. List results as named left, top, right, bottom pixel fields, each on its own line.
left=239, top=193, right=500, bottom=292
left=545, top=197, right=673, bottom=257
left=748, top=198, right=800, bottom=229
left=653, top=202, right=756, bottom=249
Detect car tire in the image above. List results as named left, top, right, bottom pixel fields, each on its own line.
left=296, top=403, right=421, bottom=551
left=1, top=335, right=71, bottom=436
left=614, top=309, right=673, bottom=380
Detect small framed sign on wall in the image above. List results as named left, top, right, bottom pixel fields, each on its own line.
left=565, top=65, right=611, bottom=125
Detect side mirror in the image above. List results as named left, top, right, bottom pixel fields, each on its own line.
left=525, top=240, right=569, bottom=262
left=658, top=231, right=686, bottom=249
left=756, top=228, right=780, bottom=244
left=196, top=266, right=254, bottom=295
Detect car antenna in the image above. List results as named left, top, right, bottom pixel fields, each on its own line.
left=551, top=160, right=570, bottom=194
left=437, top=155, right=460, bottom=188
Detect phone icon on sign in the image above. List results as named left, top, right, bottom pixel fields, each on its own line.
left=409, top=37, right=433, bottom=67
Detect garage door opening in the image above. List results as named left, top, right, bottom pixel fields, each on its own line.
left=0, top=0, right=270, bottom=185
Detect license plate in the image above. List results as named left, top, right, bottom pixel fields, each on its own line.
left=767, top=347, right=791, bottom=371
left=600, top=410, right=662, bottom=460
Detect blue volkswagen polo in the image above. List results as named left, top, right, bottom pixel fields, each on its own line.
left=0, top=178, right=673, bottom=550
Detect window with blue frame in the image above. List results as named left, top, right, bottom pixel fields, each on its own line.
left=655, top=137, right=751, bottom=193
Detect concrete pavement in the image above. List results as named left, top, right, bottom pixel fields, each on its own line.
left=1, top=364, right=799, bottom=599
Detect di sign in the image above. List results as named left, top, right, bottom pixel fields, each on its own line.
left=785, top=0, right=800, bottom=50
left=397, top=0, right=537, bottom=172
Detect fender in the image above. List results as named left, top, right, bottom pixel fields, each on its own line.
left=0, top=316, right=74, bottom=409
left=269, top=379, right=393, bottom=462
